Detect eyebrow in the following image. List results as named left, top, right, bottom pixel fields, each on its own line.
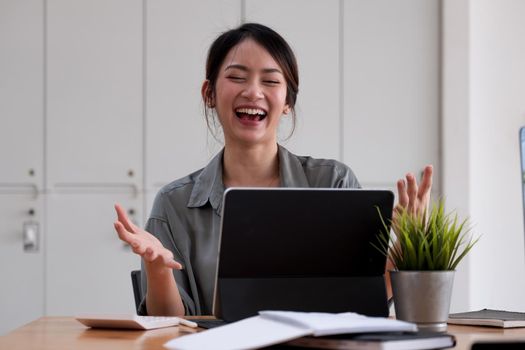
left=224, top=64, right=282, bottom=74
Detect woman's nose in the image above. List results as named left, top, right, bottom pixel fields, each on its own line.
left=241, top=80, right=264, bottom=101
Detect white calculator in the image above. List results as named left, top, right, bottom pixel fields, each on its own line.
left=75, top=314, right=198, bottom=330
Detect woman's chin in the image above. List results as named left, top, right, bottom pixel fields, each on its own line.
left=226, top=130, right=276, bottom=147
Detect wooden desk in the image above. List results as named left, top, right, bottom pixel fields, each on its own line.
left=1, top=317, right=525, bottom=349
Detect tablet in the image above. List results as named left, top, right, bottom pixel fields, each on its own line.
left=213, top=188, right=394, bottom=321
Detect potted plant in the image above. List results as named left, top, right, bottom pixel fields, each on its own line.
left=375, top=199, right=479, bottom=332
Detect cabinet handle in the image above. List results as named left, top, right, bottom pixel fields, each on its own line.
left=0, top=183, right=39, bottom=199
left=53, top=183, right=140, bottom=197
left=23, top=221, right=39, bottom=252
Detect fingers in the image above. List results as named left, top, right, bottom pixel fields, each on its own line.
left=114, top=221, right=149, bottom=256
left=165, top=257, right=183, bottom=270
left=143, top=247, right=183, bottom=270
left=417, top=165, right=433, bottom=202
left=395, top=165, right=434, bottom=217
left=405, top=173, right=418, bottom=213
left=114, top=203, right=137, bottom=233
left=114, top=221, right=137, bottom=245
left=397, top=179, right=409, bottom=208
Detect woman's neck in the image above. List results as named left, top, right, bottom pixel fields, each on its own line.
left=222, top=143, right=280, bottom=188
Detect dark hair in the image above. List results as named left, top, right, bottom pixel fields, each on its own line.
left=203, top=23, right=299, bottom=139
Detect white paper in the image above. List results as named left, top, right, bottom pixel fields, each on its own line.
left=164, top=312, right=418, bottom=350
left=164, top=316, right=310, bottom=350
left=259, top=311, right=418, bottom=336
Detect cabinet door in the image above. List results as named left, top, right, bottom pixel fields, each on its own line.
left=46, top=193, right=141, bottom=314
left=145, top=0, right=240, bottom=189
left=46, top=0, right=142, bottom=187
left=0, top=194, right=44, bottom=335
left=343, top=0, right=440, bottom=187
left=245, top=0, right=341, bottom=160
left=0, top=0, right=43, bottom=188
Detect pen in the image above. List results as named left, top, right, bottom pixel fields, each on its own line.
left=179, top=318, right=198, bottom=328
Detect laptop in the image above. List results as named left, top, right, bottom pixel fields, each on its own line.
left=211, top=188, right=394, bottom=323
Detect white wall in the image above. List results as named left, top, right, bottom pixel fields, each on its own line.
left=343, top=0, right=440, bottom=190
left=442, top=0, right=471, bottom=313
left=469, top=0, right=525, bottom=311
left=443, top=0, right=525, bottom=312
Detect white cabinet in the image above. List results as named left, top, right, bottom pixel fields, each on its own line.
left=343, top=0, right=440, bottom=187
left=46, top=0, right=143, bottom=187
left=145, top=0, right=240, bottom=190
left=0, top=0, right=43, bottom=188
left=245, top=0, right=341, bottom=160
left=46, top=193, right=141, bottom=315
left=0, top=0, right=45, bottom=335
left=0, top=194, right=44, bottom=335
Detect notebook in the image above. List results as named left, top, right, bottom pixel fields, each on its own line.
left=448, top=309, right=525, bottom=328
left=211, top=188, right=394, bottom=323
left=286, top=331, right=456, bottom=350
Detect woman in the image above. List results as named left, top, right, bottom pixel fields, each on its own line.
left=114, top=23, right=433, bottom=317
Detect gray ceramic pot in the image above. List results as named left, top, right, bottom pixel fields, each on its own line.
left=390, top=270, right=455, bottom=332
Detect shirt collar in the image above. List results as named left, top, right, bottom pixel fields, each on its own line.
left=278, top=145, right=310, bottom=187
left=187, top=145, right=310, bottom=213
left=187, top=149, right=225, bottom=213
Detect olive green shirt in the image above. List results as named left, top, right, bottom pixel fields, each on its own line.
left=139, top=145, right=360, bottom=315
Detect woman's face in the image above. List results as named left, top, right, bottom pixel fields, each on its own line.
left=209, top=38, right=289, bottom=148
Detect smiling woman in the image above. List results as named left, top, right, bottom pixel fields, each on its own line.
left=112, top=23, right=433, bottom=317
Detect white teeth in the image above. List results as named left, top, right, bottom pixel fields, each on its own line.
left=235, top=108, right=266, bottom=116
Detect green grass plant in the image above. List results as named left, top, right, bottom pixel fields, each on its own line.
left=374, top=200, right=479, bottom=271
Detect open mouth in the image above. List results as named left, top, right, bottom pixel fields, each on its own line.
left=235, top=107, right=267, bottom=121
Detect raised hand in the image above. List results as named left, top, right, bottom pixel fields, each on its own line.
left=113, top=203, right=182, bottom=270
left=395, top=165, right=433, bottom=219
left=384, top=165, right=433, bottom=296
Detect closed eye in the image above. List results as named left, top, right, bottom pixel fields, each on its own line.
left=263, top=80, right=280, bottom=85
left=228, top=76, right=245, bottom=82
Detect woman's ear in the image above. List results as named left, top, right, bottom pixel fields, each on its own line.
left=283, top=105, right=291, bottom=115
left=201, top=80, right=215, bottom=108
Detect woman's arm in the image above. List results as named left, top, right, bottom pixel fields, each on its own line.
left=143, top=261, right=185, bottom=316
left=114, top=204, right=185, bottom=316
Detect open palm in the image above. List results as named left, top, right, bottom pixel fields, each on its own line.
left=113, top=203, right=182, bottom=270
